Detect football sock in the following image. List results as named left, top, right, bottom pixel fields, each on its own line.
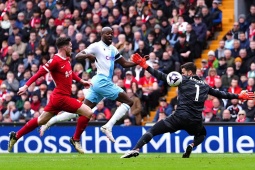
left=105, top=103, right=130, bottom=129
left=16, top=118, right=38, bottom=139
left=133, top=132, right=153, bottom=150
left=73, top=116, right=90, bottom=141
left=46, top=112, right=78, bottom=127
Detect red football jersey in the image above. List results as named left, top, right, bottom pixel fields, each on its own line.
left=26, top=54, right=81, bottom=96
left=43, top=54, right=73, bottom=96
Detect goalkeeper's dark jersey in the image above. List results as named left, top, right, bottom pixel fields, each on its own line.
left=146, top=67, right=239, bottom=121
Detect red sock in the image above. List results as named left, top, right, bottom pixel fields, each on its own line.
left=16, top=118, right=39, bottom=139
left=73, top=116, right=89, bottom=141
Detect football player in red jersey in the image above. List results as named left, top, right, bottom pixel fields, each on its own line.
left=8, top=37, right=93, bottom=154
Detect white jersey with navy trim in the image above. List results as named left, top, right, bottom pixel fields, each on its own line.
left=83, top=40, right=122, bottom=79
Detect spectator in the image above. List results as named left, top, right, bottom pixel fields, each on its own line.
left=221, top=109, right=234, bottom=122
left=174, top=34, right=192, bottom=64
left=123, top=71, right=138, bottom=89
left=231, top=39, right=241, bottom=58
left=30, top=94, right=41, bottom=112
left=167, top=25, right=179, bottom=46
left=247, top=62, right=255, bottom=78
left=239, top=32, right=249, bottom=49
left=201, top=6, right=213, bottom=39
left=152, top=97, right=173, bottom=122
left=185, top=24, right=198, bottom=53
left=238, top=14, right=248, bottom=32
left=205, top=68, right=220, bottom=87
left=2, top=71, right=19, bottom=93
left=243, top=100, right=255, bottom=122
left=159, top=52, right=174, bottom=74
left=221, top=66, right=239, bottom=89
left=228, top=77, right=242, bottom=95
left=217, top=57, right=227, bottom=77
left=3, top=101, right=20, bottom=122
left=0, top=64, right=9, bottom=81
left=239, top=75, right=248, bottom=90
left=211, top=98, right=224, bottom=121
left=247, top=41, right=255, bottom=58
left=23, top=51, right=40, bottom=70
left=233, top=57, right=242, bottom=77
left=16, top=92, right=29, bottom=111
left=239, top=49, right=253, bottom=75
left=210, top=0, right=222, bottom=27
left=173, top=15, right=188, bottom=34
left=203, top=107, right=216, bottom=122
left=126, top=88, right=142, bottom=125
left=20, top=101, right=35, bottom=121
left=236, top=110, right=246, bottom=123
left=200, top=60, right=208, bottom=77
left=12, top=35, right=27, bottom=58
left=93, top=101, right=111, bottom=120
left=139, top=70, right=159, bottom=114
left=207, top=50, right=218, bottom=68
left=246, top=20, right=255, bottom=41
left=157, top=112, right=167, bottom=122
left=227, top=99, right=242, bottom=121
left=224, top=31, right=234, bottom=50
left=122, top=117, right=133, bottom=126
left=8, top=51, right=23, bottom=73
left=215, top=40, right=226, bottom=59
left=224, top=49, right=234, bottom=67
left=246, top=4, right=255, bottom=25
left=134, top=40, right=149, bottom=57
left=229, top=22, right=240, bottom=39
left=246, top=78, right=255, bottom=92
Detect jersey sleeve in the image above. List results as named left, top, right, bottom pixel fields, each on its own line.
left=147, top=66, right=167, bottom=82
left=208, top=87, right=239, bottom=99
left=113, top=46, right=122, bottom=61
left=26, top=66, right=48, bottom=86
left=83, top=43, right=97, bottom=55
left=43, top=58, right=58, bottom=72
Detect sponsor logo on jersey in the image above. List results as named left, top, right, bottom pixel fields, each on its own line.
left=65, top=70, right=72, bottom=77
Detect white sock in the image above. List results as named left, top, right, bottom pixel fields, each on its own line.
left=105, top=103, right=130, bottom=129
left=46, top=112, right=78, bottom=127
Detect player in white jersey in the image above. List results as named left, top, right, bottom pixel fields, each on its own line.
left=40, top=27, right=138, bottom=142
left=77, top=27, right=138, bottom=142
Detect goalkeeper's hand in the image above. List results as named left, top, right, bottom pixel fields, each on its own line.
left=238, top=91, right=255, bottom=101
left=131, top=53, right=148, bottom=69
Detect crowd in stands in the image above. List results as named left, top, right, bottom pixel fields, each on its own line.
left=0, top=0, right=254, bottom=125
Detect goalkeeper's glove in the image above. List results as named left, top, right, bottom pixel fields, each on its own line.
left=131, top=53, right=148, bottom=69
left=238, top=91, right=255, bottom=100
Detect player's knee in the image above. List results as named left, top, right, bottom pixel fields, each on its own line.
left=201, top=127, right=207, bottom=136
left=126, top=100, right=133, bottom=107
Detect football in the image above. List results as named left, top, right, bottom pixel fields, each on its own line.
left=166, top=71, right=182, bottom=87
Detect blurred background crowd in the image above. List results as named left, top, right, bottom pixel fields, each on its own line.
left=0, top=0, right=254, bottom=125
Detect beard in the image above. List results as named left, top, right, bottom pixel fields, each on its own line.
left=66, top=51, right=71, bottom=56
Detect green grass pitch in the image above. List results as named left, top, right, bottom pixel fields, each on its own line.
left=0, top=153, right=254, bottom=170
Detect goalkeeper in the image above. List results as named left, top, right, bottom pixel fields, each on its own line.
left=121, top=54, right=255, bottom=158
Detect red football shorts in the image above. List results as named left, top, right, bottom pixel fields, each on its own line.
left=44, top=94, right=83, bottom=114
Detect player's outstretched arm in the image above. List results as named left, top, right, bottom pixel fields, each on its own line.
left=131, top=53, right=167, bottom=82
left=208, top=88, right=255, bottom=100
left=116, top=55, right=137, bottom=68
left=75, top=51, right=96, bottom=62
left=17, top=66, right=48, bottom=95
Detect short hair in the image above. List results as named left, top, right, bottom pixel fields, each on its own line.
left=56, top=37, right=71, bottom=48
left=181, top=62, right=196, bottom=74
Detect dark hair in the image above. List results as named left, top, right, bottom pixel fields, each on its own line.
left=56, top=37, right=71, bottom=48
left=181, top=62, right=196, bottom=74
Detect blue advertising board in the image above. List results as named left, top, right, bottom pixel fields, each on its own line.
left=0, top=125, right=254, bottom=153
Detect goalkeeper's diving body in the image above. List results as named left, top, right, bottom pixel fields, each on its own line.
left=121, top=55, right=255, bottom=158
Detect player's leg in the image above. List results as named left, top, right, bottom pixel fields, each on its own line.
left=101, top=91, right=133, bottom=142
left=8, top=111, right=55, bottom=152
left=40, top=112, right=78, bottom=136
left=68, top=98, right=94, bottom=154
left=183, top=123, right=206, bottom=158
left=121, top=117, right=178, bottom=158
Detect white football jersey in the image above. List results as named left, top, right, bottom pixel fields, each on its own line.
left=83, top=41, right=122, bottom=79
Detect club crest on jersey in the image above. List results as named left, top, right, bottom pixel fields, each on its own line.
left=65, top=70, right=72, bottom=77
left=105, top=56, right=115, bottom=60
